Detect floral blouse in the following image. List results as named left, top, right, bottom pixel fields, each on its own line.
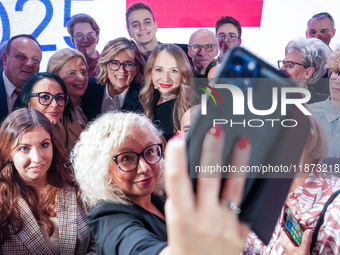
left=242, top=172, right=340, bottom=255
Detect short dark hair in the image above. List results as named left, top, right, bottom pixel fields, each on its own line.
left=215, top=16, right=242, bottom=39
left=307, top=12, right=335, bottom=30
left=126, top=2, right=155, bottom=28
left=6, top=34, right=41, bottom=55
left=13, top=72, right=74, bottom=124
left=66, top=13, right=100, bottom=36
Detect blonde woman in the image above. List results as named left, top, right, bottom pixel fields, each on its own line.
left=81, top=37, right=145, bottom=121
left=140, top=43, right=197, bottom=141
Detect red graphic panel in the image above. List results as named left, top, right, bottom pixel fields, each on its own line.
left=126, top=0, right=263, bottom=28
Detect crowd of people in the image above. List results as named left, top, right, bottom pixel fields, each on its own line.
left=0, top=2, right=339, bottom=255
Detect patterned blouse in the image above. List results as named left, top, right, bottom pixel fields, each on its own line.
left=242, top=172, right=340, bottom=255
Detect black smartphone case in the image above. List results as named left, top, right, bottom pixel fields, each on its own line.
left=187, top=47, right=311, bottom=245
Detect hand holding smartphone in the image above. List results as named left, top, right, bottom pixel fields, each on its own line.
left=280, top=204, right=304, bottom=246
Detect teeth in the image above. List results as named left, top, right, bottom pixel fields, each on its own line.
left=115, top=76, right=127, bottom=79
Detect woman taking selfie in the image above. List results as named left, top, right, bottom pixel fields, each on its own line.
left=0, top=108, right=95, bottom=254
left=72, top=111, right=250, bottom=255
left=81, top=37, right=145, bottom=121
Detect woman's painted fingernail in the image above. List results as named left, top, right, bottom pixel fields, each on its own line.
left=210, top=125, right=222, bottom=137
left=238, top=136, right=249, bottom=149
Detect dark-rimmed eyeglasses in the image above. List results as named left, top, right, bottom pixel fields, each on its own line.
left=188, top=44, right=217, bottom=53
left=106, top=60, right=139, bottom=72
left=277, top=60, right=306, bottom=70
left=217, top=33, right=238, bottom=42
left=112, top=143, right=163, bottom=172
left=328, top=69, right=340, bottom=80
left=30, top=92, right=69, bottom=107
left=74, top=32, right=97, bottom=43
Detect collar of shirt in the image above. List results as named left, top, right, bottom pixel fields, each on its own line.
left=322, top=97, right=340, bottom=123
left=3, top=70, right=18, bottom=98
left=102, top=84, right=129, bottom=108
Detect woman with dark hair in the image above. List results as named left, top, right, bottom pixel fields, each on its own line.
left=0, top=108, right=95, bottom=254
left=140, top=43, right=197, bottom=141
left=81, top=37, right=145, bottom=121
left=14, top=72, right=81, bottom=156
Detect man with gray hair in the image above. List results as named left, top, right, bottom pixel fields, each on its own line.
left=188, top=29, right=218, bottom=77
left=306, top=12, right=336, bottom=46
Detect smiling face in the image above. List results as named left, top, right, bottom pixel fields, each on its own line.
left=107, top=49, right=138, bottom=95
left=279, top=50, right=313, bottom=88
left=11, top=126, right=52, bottom=186
left=109, top=127, right=161, bottom=202
left=58, top=57, right=88, bottom=105
left=306, top=17, right=336, bottom=46
left=216, top=23, right=241, bottom=56
left=3, top=37, right=41, bottom=89
left=71, top=22, right=99, bottom=59
left=152, top=51, right=182, bottom=96
left=127, top=9, right=158, bottom=46
left=188, top=30, right=218, bottom=74
left=29, top=78, right=65, bottom=125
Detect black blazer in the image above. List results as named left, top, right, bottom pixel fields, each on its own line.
left=87, top=194, right=167, bottom=255
left=0, top=71, right=9, bottom=123
left=81, top=77, right=143, bottom=122
left=307, top=84, right=329, bottom=104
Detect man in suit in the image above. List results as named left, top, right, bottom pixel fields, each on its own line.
left=0, top=34, right=41, bottom=122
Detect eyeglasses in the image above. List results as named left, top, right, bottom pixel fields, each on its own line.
left=106, top=60, right=139, bottom=72
left=74, top=32, right=97, bottom=43
left=30, top=92, right=69, bottom=107
left=112, top=144, right=163, bottom=172
left=277, top=60, right=306, bottom=70
left=328, top=69, right=340, bottom=80
left=188, top=44, right=217, bottom=53
left=217, top=33, right=238, bottom=42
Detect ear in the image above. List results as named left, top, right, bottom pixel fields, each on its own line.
left=238, top=38, right=242, bottom=46
left=127, top=28, right=132, bottom=38
left=2, top=51, right=7, bottom=66
left=155, top=21, right=158, bottom=32
left=71, top=36, right=76, bottom=46
left=177, top=130, right=181, bottom=136
left=96, top=34, right=100, bottom=45
left=332, top=28, right=336, bottom=38
left=305, top=66, right=315, bottom=79
left=305, top=30, right=308, bottom=38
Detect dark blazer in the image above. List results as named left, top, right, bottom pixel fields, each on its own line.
left=310, top=72, right=330, bottom=95
left=81, top=77, right=143, bottom=122
left=0, top=71, right=9, bottom=123
left=87, top=194, right=167, bottom=255
left=1, top=187, right=96, bottom=254
left=307, top=84, right=329, bottom=104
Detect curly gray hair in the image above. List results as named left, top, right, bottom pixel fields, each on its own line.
left=71, top=111, right=164, bottom=207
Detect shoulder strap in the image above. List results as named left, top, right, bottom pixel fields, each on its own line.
left=310, top=189, right=340, bottom=253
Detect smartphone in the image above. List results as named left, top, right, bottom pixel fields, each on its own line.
left=187, top=46, right=311, bottom=245
left=280, top=203, right=304, bottom=246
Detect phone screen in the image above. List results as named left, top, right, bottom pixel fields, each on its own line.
left=281, top=204, right=303, bottom=246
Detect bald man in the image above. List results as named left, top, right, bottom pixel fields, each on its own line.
left=188, top=29, right=218, bottom=76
